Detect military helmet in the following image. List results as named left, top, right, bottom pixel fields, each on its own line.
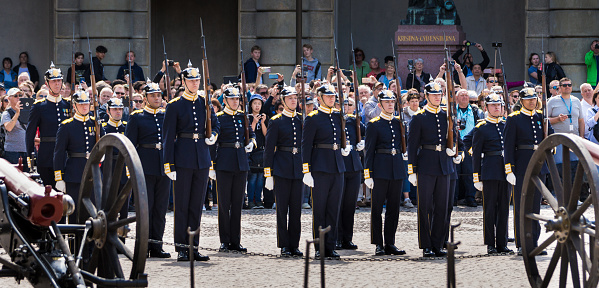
left=144, top=78, right=161, bottom=94
left=181, top=60, right=201, bottom=80
left=377, top=89, right=397, bottom=101
left=45, top=61, right=63, bottom=81
left=520, top=87, right=538, bottom=100
left=223, top=87, right=241, bottom=98
left=317, top=84, right=336, bottom=96
left=72, top=89, right=90, bottom=104
left=280, top=86, right=298, bottom=98
left=107, top=97, right=125, bottom=109
left=484, top=93, right=504, bottom=105
left=424, top=82, right=443, bottom=94
left=490, top=86, right=504, bottom=94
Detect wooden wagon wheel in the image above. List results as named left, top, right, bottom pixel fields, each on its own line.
left=521, top=133, right=598, bottom=288
left=76, top=133, right=149, bottom=283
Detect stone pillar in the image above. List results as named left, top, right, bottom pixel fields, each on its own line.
left=240, top=0, right=334, bottom=82
left=526, top=0, right=599, bottom=91
left=54, top=0, right=151, bottom=83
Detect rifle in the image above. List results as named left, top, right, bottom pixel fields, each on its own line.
left=70, top=23, right=75, bottom=97
left=495, top=43, right=510, bottom=112
left=239, top=37, right=250, bottom=146
left=127, top=43, right=134, bottom=107
left=299, top=44, right=306, bottom=123
left=350, top=34, right=361, bottom=143
left=391, top=40, right=407, bottom=154
left=200, top=19, right=212, bottom=138
left=162, top=36, right=172, bottom=101
left=444, top=36, right=456, bottom=152
left=541, top=35, right=548, bottom=138
left=87, top=34, right=100, bottom=143
left=333, top=36, right=347, bottom=149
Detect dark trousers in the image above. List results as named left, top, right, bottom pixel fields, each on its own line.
left=370, top=178, right=403, bottom=246
left=65, top=182, right=81, bottom=224
left=455, top=154, right=475, bottom=203
left=444, top=178, right=457, bottom=244
left=4, top=151, right=29, bottom=171
left=146, top=174, right=171, bottom=251
left=274, top=176, right=303, bottom=248
left=311, top=172, right=343, bottom=251
left=216, top=170, right=248, bottom=245
left=338, top=171, right=361, bottom=243
left=513, top=172, right=543, bottom=248
left=482, top=180, right=510, bottom=248
left=38, top=166, right=56, bottom=189
left=173, top=167, right=209, bottom=252
left=417, top=174, right=449, bottom=249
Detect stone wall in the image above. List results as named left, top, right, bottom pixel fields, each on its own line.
left=240, top=0, right=334, bottom=82
left=55, top=0, right=151, bottom=83
left=526, top=0, right=599, bottom=91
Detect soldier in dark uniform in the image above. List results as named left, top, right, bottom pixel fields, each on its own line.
left=471, top=93, right=513, bottom=254
left=264, top=86, right=304, bottom=257
left=126, top=81, right=171, bottom=258
left=407, top=82, right=453, bottom=257
left=337, top=97, right=365, bottom=251
left=302, top=84, right=351, bottom=259
left=214, top=87, right=255, bottom=253
left=26, top=62, right=71, bottom=187
left=163, top=61, right=219, bottom=262
left=363, top=90, right=407, bottom=256
left=504, top=87, right=551, bottom=256
left=54, top=88, right=104, bottom=223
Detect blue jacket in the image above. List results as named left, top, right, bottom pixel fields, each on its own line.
left=162, top=91, right=220, bottom=172
left=243, top=58, right=260, bottom=84
left=364, top=114, right=406, bottom=180
left=103, top=120, right=128, bottom=185
left=301, top=107, right=346, bottom=174
left=116, top=62, right=146, bottom=83
left=0, top=70, right=18, bottom=89
left=471, top=118, right=506, bottom=181
left=343, top=115, right=364, bottom=173
left=214, top=108, right=255, bottom=172
left=26, top=97, right=71, bottom=167
left=126, top=107, right=167, bottom=176
left=263, top=111, right=303, bottom=179
left=407, top=105, right=452, bottom=176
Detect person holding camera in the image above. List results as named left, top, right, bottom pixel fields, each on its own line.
left=1, top=88, right=28, bottom=170
left=585, top=40, right=599, bottom=88
left=247, top=93, right=267, bottom=209
left=116, top=50, right=145, bottom=83
left=454, top=89, right=480, bottom=207
left=543, top=52, right=566, bottom=92
left=405, top=58, right=433, bottom=94
left=452, top=40, right=490, bottom=80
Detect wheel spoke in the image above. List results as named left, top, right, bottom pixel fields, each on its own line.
left=532, top=175, right=558, bottom=211
left=541, top=243, right=562, bottom=288
left=106, top=178, right=132, bottom=220
left=82, top=198, right=97, bottom=218
left=571, top=195, right=593, bottom=220
left=105, top=152, right=126, bottom=215
left=571, top=224, right=596, bottom=238
left=570, top=234, right=592, bottom=273
left=529, top=234, right=556, bottom=257
left=566, top=241, right=581, bottom=288
left=545, top=151, right=564, bottom=206
left=91, top=165, right=103, bottom=210
left=559, top=244, right=569, bottom=288
left=86, top=246, right=100, bottom=275
left=108, top=234, right=134, bottom=261
left=102, top=151, right=114, bottom=208
left=568, top=164, right=584, bottom=212
left=526, top=213, right=555, bottom=222
left=561, top=146, right=572, bottom=207
left=108, top=215, right=137, bottom=231
left=106, top=244, right=125, bottom=279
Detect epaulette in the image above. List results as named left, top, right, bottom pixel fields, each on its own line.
left=168, top=96, right=181, bottom=104
left=308, top=110, right=319, bottom=117
left=475, top=120, right=487, bottom=128
left=332, top=108, right=340, bottom=112
left=508, top=110, right=520, bottom=117
left=369, top=116, right=381, bottom=123
left=414, top=109, right=425, bottom=115
left=216, top=111, right=224, bottom=116
left=90, top=116, right=96, bottom=121
left=536, top=109, right=543, bottom=114
left=347, top=114, right=356, bottom=118
left=298, top=112, right=302, bottom=116
left=441, top=107, right=447, bottom=111
left=33, top=98, right=46, bottom=104
left=102, top=122, right=108, bottom=127
left=158, top=108, right=166, bottom=113
left=61, top=118, right=74, bottom=125
left=271, top=114, right=282, bottom=120
left=130, top=110, right=143, bottom=115
left=123, top=121, right=127, bottom=125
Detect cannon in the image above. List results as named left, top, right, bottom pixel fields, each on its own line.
left=0, top=133, right=149, bottom=287
left=521, top=133, right=599, bottom=288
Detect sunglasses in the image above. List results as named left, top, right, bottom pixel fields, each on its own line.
left=132, top=100, right=143, bottom=103
left=277, top=108, right=284, bottom=111
left=3, top=99, right=8, bottom=103
left=551, top=86, right=558, bottom=90
left=561, top=83, right=572, bottom=87
left=488, top=80, right=497, bottom=83
left=259, top=92, right=268, bottom=95
left=115, top=92, right=126, bottom=95
left=512, top=95, right=519, bottom=98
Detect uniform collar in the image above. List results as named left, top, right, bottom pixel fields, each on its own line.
left=182, top=91, right=198, bottom=102
left=108, top=118, right=122, bottom=127
left=223, top=106, right=237, bottom=115
left=73, top=113, right=90, bottom=122
left=485, top=116, right=500, bottom=124
left=379, top=111, right=393, bottom=121
left=424, top=103, right=441, bottom=114
left=521, top=107, right=535, bottom=116
left=318, top=106, right=333, bottom=114
left=46, top=94, right=61, bottom=103
left=282, top=108, right=296, bottom=118
left=144, top=105, right=159, bottom=114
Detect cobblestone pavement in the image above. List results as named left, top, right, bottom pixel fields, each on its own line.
left=1, top=204, right=595, bottom=287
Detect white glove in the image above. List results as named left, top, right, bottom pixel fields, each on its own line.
left=408, top=174, right=417, bottom=186
left=303, top=172, right=314, bottom=188
left=56, top=180, right=66, bottom=192
left=167, top=171, right=177, bottom=181
left=474, top=181, right=483, bottom=191
left=205, top=134, right=217, bottom=145
left=209, top=169, right=216, bottom=180
left=341, top=145, right=352, bottom=156
left=356, top=140, right=365, bottom=151
left=265, top=176, right=274, bottom=190
left=446, top=147, right=456, bottom=157
left=453, top=154, right=462, bottom=164
left=402, top=153, right=408, bottom=161
left=364, top=178, right=374, bottom=189
left=245, top=142, right=254, bottom=153
left=506, top=172, right=516, bottom=186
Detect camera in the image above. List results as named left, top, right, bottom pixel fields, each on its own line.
left=407, top=59, right=414, bottom=71
left=465, top=41, right=476, bottom=47
left=168, top=60, right=174, bottom=66
left=595, top=43, right=599, bottom=49
left=457, top=118, right=466, bottom=130
left=296, top=72, right=306, bottom=79
left=492, top=42, right=502, bottom=48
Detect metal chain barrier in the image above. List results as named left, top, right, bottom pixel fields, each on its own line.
left=134, top=236, right=515, bottom=262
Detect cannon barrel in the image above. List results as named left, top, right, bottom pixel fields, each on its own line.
left=0, top=158, right=72, bottom=226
